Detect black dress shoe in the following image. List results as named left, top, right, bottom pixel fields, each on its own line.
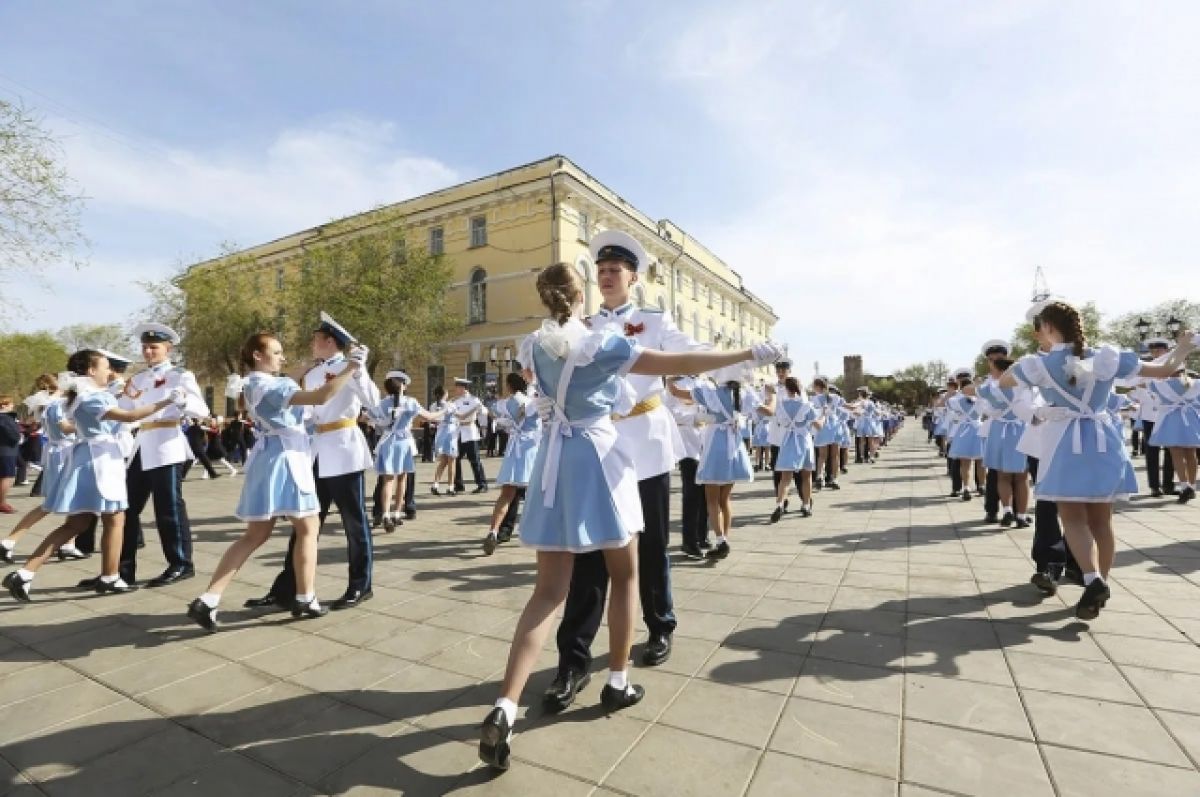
left=600, top=683, right=645, bottom=712
left=995, top=511, right=1010, bottom=526
left=496, top=528, right=513, bottom=543
left=187, top=598, right=219, bottom=633
left=94, top=578, right=137, bottom=595
left=331, top=588, right=373, bottom=610
left=56, top=547, right=90, bottom=561
left=1151, top=487, right=1163, bottom=498
left=482, top=534, right=498, bottom=555
left=478, top=707, right=512, bottom=770
left=769, top=507, right=783, bottom=524
left=698, top=537, right=713, bottom=550
left=949, top=490, right=960, bottom=498
left=472, top=485, right=489, bottom=494
left=3, top=571, right=31, bottom=602
left=798, top=506, right=812, bottom=518
left=0, top=546, right=13, bottom=564
left=1062, top=565, right=1085, bottom=587
left=404, top=509, right=417, bottom=520
left=1165, top=487, right=1180, bottom=496
left=828, top=481, right=841, bottom=490
left=706, top=541, right=730, bottom=561
left=146, top=567, right=195, bottom=587
left=243, top=593, right=287, bottom=610
left=1030, top=571, right=1057, bottom=596
left=1075, top=578, right=1111, bottom=620
left=681, top=542, right=704, bottom=560
left=642, top=634, right=672, bottom=666
left=1013, top=517, right=1030, bottom=529
left=292, top=597, right=329, bottom=620
left=542, top=668, right=591, bottom=713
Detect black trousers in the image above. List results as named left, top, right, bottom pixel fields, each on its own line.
left=1143, top=421, right=1176, bottom=491
left=498, top=488, right=522, bottom=536
left=557, top=472, right=675, bottom=675
left=947, top=456, right=962, bottom=493
left=420, top=425, right=435, bottom=462
left=182, top=443, right=219, bottom=479
left=120, top=453, right=192, bottom=583
left=453, top=439, right=487, bottom=490
left=984, top=468, right=1000, bottom=515
left=1130, top=419, right=1142, bottom=455
left=1027, top=457, right=1076, bottom=573
left=371, top=472, right=417, bottom=521
left=270, top=468, right=372, bottom=599
left=678, top=457, right=708, bottom=547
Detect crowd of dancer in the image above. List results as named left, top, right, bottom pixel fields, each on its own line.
left=1, top=235, right=1195, bottom=773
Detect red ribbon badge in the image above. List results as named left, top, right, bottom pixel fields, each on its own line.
left=325, top=372, right=337, bottom=383
left=624, top=322, right=645, bottom=337
left=154, top=378, right=167, bottom=388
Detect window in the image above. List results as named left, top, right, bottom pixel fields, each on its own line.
left=673, top=267, right=682, bottom=293
left=469, top=216, right=487, bottom=248
left=275, top=267, right=285, bottom=291
left=429, top=226, right=444, bottom=256
left=720, top=297, right=727, bottom=316
left=675, top=303, right=683, bottom=323
left=692, top=310, right=700, bottom=340
left=578, top=211, right=590, bottom=242
left=692, top=275, right=699, bottom=301
left=426, top=365, right=445, bottom=406
left=467, top=360, right=487, bottom=396
left=468, top=267, right=487, bottom=324
left=707, top=285, right=713, bottom=309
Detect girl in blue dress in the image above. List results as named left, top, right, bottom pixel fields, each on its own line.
left=479, top=263, right=782, bottom=770
left=3, top=351, right=178, bottom=603
left=947, top=376, right=986, bottom=501
left=851, top=387, right=883, bottom=463
left=1147, top=370, right=1200, bottom=503
left=978, top=353, right=1029, bottom=527
left=667, top=368, right=754, bottom=560
left=999, top=301, right=1195, bottom=619
left=370, top=371, right=443, bottom=530
left=431, top=386, right=459, bottom=495
left=185, top=333, right=363, bottom=632
left=810, top=377, right=842, bottom=490
left=764, top=376, right=821, bottom=523
left=483, top=372, right=541, bottom=555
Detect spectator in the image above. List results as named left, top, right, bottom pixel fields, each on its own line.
left=0, top=396, right=21, bottom=513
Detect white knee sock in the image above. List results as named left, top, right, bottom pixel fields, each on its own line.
left=198, top=592, right=220, bottom=608
left=607, top=668, right=629, bottom=690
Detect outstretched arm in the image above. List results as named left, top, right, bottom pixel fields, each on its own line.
left=290, top=362, right=362, bottom=406
left=630, top=348, right=754, bottom=377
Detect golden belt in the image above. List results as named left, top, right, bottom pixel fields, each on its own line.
left=140, top=420, right=180, bottom=431
left=316, top=418, right=357, bottom=434
left=612, top=396, right=663, bottom=422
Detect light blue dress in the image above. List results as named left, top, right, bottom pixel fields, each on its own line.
left=812, top=393, right=841, bottom=447
left=39, top=398, right=76, bottom=501
left=1148, top=378, right=1200, bottom=448
left=948, top=394, right=985, bottom=460
left=433, top=405, right=459, bottom=457
left=495, top=395, right=541, bottom=487
left=694, top=384, right=754, bottom=484
left=235, top=373, right=319, bottom=521
left=773, top=397, right=818, bottom=471
left=44, top=391, right=127, bottom=516
left=520, top=329, right=645, bottom=552
left=373, top=395, right=421, bottom=474
left=1011, top=345, right=1141, bottom=502
left=856, top=400, right=883, bottom=438
left=977, top=382, right=1027, bottom=473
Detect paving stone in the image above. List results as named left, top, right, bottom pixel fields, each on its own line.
left=902, top=721, right=1053, bottom=796
left=1041, top=744, right=1200, bottom=797
left=603, top=724, right=758, bottom=796
left=747, top=751, right=897, bottom=797
left=1025, top=691, right=1191, bottom=767
left=769, top=697, right=900, bottom=778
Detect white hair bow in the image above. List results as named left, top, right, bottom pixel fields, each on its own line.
left=537, top=318, right=588, bottom=360
left=1063, top=354, right=1095, bottom=385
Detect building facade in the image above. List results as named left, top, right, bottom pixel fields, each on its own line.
left=187, top=155, right=778, bottom=405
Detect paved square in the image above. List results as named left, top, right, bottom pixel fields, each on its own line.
left=3, top=425, right=1200, bottom=795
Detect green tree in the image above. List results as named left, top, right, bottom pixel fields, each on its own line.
left=0, top=332, right=68, bottom=400
left=0, top=100, right=86, bottom=297
left=56, top=323, right=132, bottom=357
left=1105, top=299, right=1200, bottom=349
left=1007, top=301, right=1103, bottom=359
left=287, top=209, right=463, bottom=376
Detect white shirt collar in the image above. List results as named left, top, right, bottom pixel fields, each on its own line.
left=597, top=302, right=634, bottom=319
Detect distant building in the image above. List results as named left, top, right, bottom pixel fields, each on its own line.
left=843, top=355, right=864, bottom=392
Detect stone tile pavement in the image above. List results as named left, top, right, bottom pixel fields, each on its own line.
left=3, top=425, right=1200, bottom=795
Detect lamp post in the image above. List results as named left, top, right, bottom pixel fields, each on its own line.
left=1135, top=317, right=1151, bottom=341
left=489, top=344, right=513, bottom=390
left=1167, top=316, right=1183, bottom=336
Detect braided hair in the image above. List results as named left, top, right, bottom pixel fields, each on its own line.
left=536, top=263, right=582, bottom=326
left=1037, top=301, right=1086, bottom=384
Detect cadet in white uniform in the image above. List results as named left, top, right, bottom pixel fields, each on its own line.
left=117, top=323, right=209, bottom=587
left=248, top=312, right=379, bottom=612
left=451, top=378, right=489, bottom=493
left=666, top=376, right=709, bottom=559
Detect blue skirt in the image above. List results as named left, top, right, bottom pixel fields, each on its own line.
left=696, top=429, right=754, bottom=484
left=774, top=432, right=815, bottom=472
left=983, top=421, right=1027, bottom=473
left=1149, top=408, right=1200, bottom=448
left=375, top=433, right=416, bottom=474
left=39, top=445, right=70, bottom=504
left=44, top=444, right=126, bottom=516
left=1036, top=418, right=1137, bottom=502
left=949, top=424, right=984, bottom=460
left=235, top=440, right=319, bottom=521
left=434, top=423, right=458, bottom=457
left=497, top=432, right=539, bottom=487
left=752, top=421, right=771, bottom=446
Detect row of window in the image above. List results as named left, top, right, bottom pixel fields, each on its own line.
left=426, top=216, right=488, bottom=256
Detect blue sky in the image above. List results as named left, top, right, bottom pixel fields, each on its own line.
left=2, top=1, right=1197, bottom=378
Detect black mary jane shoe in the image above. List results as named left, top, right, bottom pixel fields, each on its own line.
left=1075, top=578, right=1111, bottom=621
left=998, top=511, right=1013, bottom=527
left=769, top=507, right=784, bottom=524
left=542, top=668, right=591, bottom=713
left=0, top=546, right=13, bottom=564
left=292, top=597, right=330, bottom=620
left=478, top=707, right=512, bottom=770
left=1013, top=517, right=1030, bottom=529
left=187, top=598, right=219, bottom=633
left=600, top=683, right=646, bottom=713
left=642, top=634, right=673, bottom=666
left=3, top=571, right=32, bottom=603
left=1030, top=571, right=1057, bottom=596
left=94, top=578, right=137, bottom=595
left=482, top=534, right=499, bottom=556
left=798, top=506, right=812, bottom=518
left=960, top=491, right=972, bottom=502
left=706, top=541, right=730, bottom=561
left=827, top=481, right=841, bottom=490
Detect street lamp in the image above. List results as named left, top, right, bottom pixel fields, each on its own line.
left=1135, top=317, right=1151, bottom=341
left=1167, top=316, right=1183, bottom=336
left=489, top=344, right=514, bottom=389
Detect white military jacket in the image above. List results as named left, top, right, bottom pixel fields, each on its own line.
left=587, top=303, right=703, bottom=479
left=303, top=353, right=381, bottom=478
left=453, top=393, right=483, bottom=443
left=125, top=361, right=209, bottom=469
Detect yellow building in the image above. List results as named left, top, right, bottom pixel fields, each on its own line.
left=188, top=155, right=778, bottom=406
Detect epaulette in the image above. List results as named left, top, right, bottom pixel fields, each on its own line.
left=638, top=307, right=664, bottom=314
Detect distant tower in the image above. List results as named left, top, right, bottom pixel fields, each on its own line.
left=1031, top=266, right=1051, bottom=302
left=843, top=355, right=864, bottom=392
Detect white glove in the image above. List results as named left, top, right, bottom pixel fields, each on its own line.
left=532, top=395, right=555, bottom=424
left=167, top=387, right=188, bottom=408
left=349, top=345, right=369, bottom=366
left=751, top=341, right=785, bottom=365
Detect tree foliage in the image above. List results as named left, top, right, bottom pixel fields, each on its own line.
left=55, top=323, right=132, bottom=357
left=1104, top=299, right=1200, bottom=349
left=0, top=332, right=68, bottom=400
left=286, top=210, right=463, bottom=376
left=0, top=100, right=86, bottom=296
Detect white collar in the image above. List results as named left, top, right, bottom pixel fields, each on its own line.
left=597, top=302, right=634, bottom=318
left=325, top=353, right=346, bottom=365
